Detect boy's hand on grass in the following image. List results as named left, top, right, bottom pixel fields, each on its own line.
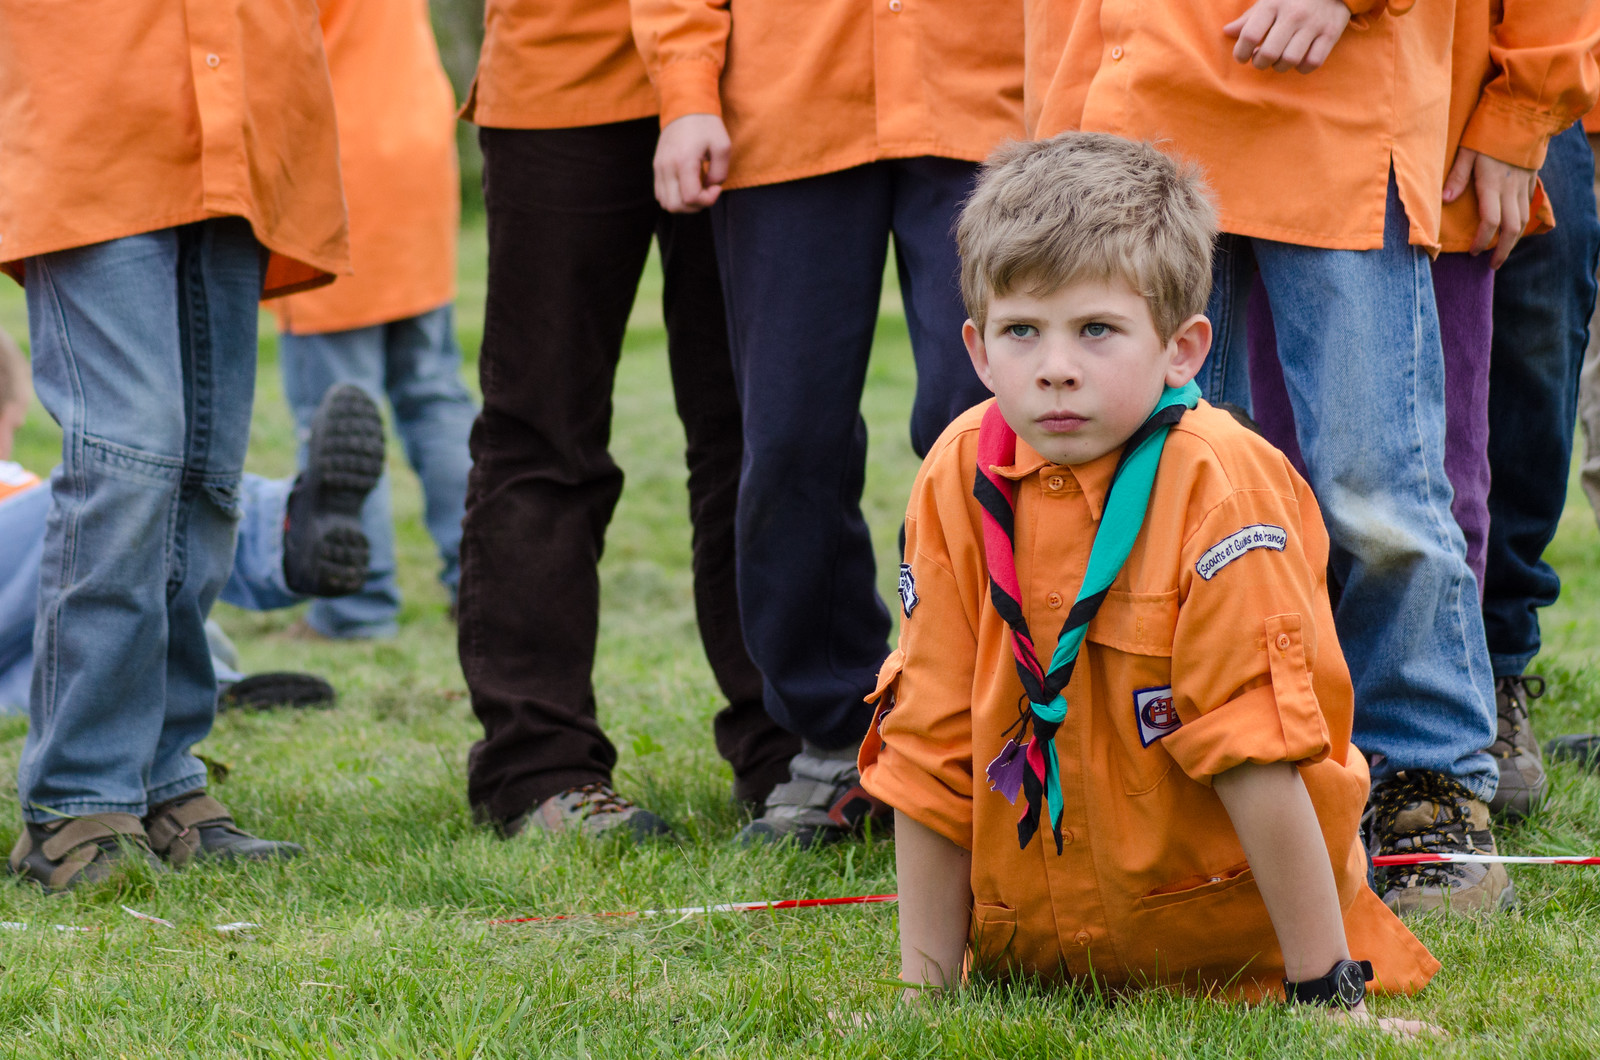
left=653, top=113, right=732, bottom=214
left=1224, top=0, right=1351, bottom=73
left=1327, top=1003, right=1446, bottom=1040
left=1443, top=147, right=1538, bottom=268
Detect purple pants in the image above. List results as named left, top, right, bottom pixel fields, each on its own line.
left=1247, top=252, right=1495, bottom=593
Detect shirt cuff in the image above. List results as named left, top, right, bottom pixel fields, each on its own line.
left=656, top=59, right=725, bottom=128
left=1461, top=98, right=1562, bottom=173
left=1163, top=683, right=1331, bottom=785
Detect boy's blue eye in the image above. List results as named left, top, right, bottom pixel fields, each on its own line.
left=1005, top=324, right=1035, bottom=339
left=1084, top=322, right=1112, bottom=338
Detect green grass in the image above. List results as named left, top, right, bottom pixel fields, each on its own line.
left=3, top=230, right=1600, bottom=1057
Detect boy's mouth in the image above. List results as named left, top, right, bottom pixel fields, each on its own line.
left=1036, top=411, right=1087, bottom=433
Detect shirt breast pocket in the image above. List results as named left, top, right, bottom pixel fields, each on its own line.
left=1084, top=589, right=1180, bottom=795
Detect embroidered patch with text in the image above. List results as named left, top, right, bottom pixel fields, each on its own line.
left=898, top=562, right=919, bottom=617
left=1194, top=523, right=1287, bottom=581
left=1134, top=685, right=1181, bottom=746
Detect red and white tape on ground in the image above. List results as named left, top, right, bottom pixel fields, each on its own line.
left=1372, top=852, right=1600, bottom=867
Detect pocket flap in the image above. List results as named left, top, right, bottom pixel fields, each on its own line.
left=1084, top=589, right=1178, bottom=657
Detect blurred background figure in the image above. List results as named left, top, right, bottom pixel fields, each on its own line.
left=273, top=0, right=476, bottom=640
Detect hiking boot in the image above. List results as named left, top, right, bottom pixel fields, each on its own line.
left=1546, top=733, right=1600, bottom=770
left=1367, top=770, right=1515, bottom=915
left=736, top=743, right=890, bottom=849
left=1487, top=674, right=1548, bottom=820
left=282, top=384, right=385, bottom=597
left=143, top=792, right=303, bottom=868
left=8, top=813, right=165, bottom=892
left=506, top=783, right=672, bottom=841
left=218, top=671, right=336, bottom=711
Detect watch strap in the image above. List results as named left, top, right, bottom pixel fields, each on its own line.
left=1283, top=959, right=1373, bottom=1006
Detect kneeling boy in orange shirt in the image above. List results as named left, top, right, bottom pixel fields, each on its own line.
left=859, top=134, right=1438, bottom=1014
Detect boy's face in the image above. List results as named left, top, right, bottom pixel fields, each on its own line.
left=0, top=400, right=23, bottom=462
left=963, top=276, right=1210, bottom=465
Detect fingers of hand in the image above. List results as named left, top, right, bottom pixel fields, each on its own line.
left=1230, top=4, right=1275, bottom=62
left=1442, top=150, right=1476, bottom=203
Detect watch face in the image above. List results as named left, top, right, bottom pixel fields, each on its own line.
left=1335, top=962, right=1365, bottom=1006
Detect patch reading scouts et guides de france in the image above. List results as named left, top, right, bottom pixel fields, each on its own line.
left=1194, top=523, right=1287, bottom=581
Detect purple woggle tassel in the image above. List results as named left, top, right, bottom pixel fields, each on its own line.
left=986, top=739, right=1028, bottom=805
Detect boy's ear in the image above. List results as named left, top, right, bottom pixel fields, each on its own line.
left=962, top=320, right=997, bottom=394
left=1163, top=313, right=1212, bottom=389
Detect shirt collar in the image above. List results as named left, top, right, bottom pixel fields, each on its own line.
left=988, top=438, right=1121, bottom=522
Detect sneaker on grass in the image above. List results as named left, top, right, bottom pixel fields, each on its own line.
left=506, top=783, right=672, bottom=841
left=282, top=383, right=386, bottom=598
left=1546, top=733, right=1600, bottom=769
left=736, top=742, right=889, bottom=849
left=1367, top=770, right=1515, bottom=915
left=9, top=813, right=165, bottom=892
left=1488, top=674, right=1549, bottom=820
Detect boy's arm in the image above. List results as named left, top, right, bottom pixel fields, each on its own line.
left=894, top=810, right=974, bottom=998
left=629, top=0, right=732, bottom=213
left=1214, top=762, right=1439, bottom=1037
left=1211, top=761, right=1352, bottom=986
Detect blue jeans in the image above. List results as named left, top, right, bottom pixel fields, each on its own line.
left=1, top=474, right=309, bottom=717
left=712, top=159, right=992, bottom=750
left=1205, top=176, right=1498, bottom=799
left=1482, top=124, right=1600, bottom=677
left=278, top=305, right=476, bottom=638
left=0, top=485, right=50, bottom=714
left=18, top=218, right=264, bottom=821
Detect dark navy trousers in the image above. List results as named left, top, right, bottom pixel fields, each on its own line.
left=1483, top=123, right=1600, bottom=676
left=711, top=159, right=992, bottom=750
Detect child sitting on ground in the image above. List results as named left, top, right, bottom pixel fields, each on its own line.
left=858, top=133, right=1439, bottom=1019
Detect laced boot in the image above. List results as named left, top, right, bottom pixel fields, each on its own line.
left=1368, top=770, right=1514, bottom=915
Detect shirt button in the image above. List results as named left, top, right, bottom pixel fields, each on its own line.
left=1047, top=592, right=1063, bottom=609
left=1047, top=475, right=1065, bottom=491
left=206, top=53, right=221, bottom=68
left=1075, top=931, right=1092, bottom=946
left=1111, top=46, right=1124, bottom=61
left=1060, top=829, right=1074, bottom=845
left=888, top=0, right=902, bottom=9
left=1276, top=633, right=1292, bottom=651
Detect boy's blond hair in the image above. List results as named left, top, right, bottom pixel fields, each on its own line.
left=0, top=325, right=27, bottom=412
left=957, top=133, right=1217, bottom=341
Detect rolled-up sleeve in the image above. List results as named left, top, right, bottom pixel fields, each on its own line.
left=1162, top=486, right=1333, bottom=785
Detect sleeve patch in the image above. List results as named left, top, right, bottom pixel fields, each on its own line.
left=1135, top=685, right=1181, bottom=746
left=898, top=562, right=919, bottom=617
left=1195, top=523, right=1287, bottom=581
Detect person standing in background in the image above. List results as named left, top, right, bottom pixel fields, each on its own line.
left=455, top=0, right=801, bottom=839
left=0, top=0, right=348, bottom=889
left=635, top=0, right=1023, bottom=846
left=273, top=0, right=477, bottom=641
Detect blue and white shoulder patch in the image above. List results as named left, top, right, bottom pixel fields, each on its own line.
left=1195, top=524, right=1287, bottom=581
left=898, top=562, right=919, bottom=617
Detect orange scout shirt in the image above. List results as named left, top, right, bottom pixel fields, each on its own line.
left=631, top=0, right=1025, bottom=190
left=273, top=0, right=460, bottom=335
left=460, top=0, right=658, bottom=129
left=1029, top=0, right=1454, bottom=251
left=0, top=0, right=348, bottom=299
left=859, top=401, right=1439, bottom=1000
left=0, top=462, right=40, bottom=507
left=1439, top=0, right=1600, bottom=252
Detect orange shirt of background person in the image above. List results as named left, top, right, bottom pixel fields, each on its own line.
left=1028, top=0, right=1453, bottom=252
left=858, top=401, right=1440, bottom=999
left=461, top=0, right=658, bottom=129
left=1438, top=0, right=1600, bottom=254
left=272, top=0, right=460, bottom=335
left=629, top=0, right=1025, bottom=190
left=0, top=0, right=348, bottom=298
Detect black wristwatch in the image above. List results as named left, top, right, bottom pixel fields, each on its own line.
left=1283, top=959, right=1373, bottom=1008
